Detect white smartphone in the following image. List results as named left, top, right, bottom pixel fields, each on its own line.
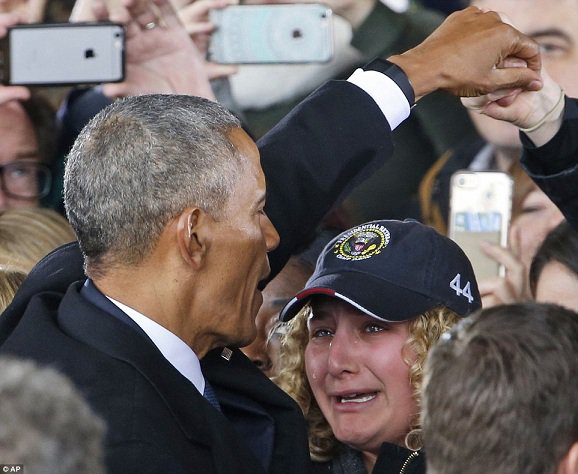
left=448, top=171, right=513, bottom=281
left=1, top=22, right=125, bottom=86
left=208, top=4, right=333, bottom=64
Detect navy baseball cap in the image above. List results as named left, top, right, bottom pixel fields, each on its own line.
left=280, top=220, right=481, bottom=322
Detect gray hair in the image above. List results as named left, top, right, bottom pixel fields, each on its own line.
left=0, top=357, right=105, bottom=474
left=422, top=303, right=578, bottom=474
left=64, top=94, right=241, bottom=277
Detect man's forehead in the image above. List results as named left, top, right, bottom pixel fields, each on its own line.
left=0, top=101, right=30, bottom=122
left=0, top=102, right=37, bottom=144
left=472, top=0, right=578, bottom=22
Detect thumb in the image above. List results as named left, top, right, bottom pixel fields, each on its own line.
left=491, top=67, right=543, bottom=92
left=0, top=86, right=31, bottom=104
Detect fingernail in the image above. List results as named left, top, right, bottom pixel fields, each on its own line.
left=529, top=80, right=543, bottom=91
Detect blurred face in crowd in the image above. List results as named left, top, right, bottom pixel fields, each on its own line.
left=305, top=297, right=417, bottom=460
left=0, top=0, right=46, bottom=22
left=510, top=186, right=564, bottom=271
left=241, top=257, right=311, bottom=377
left=0, top=101, right=44, bottom=209
left=469, top=0, right=578, bottom=149
left=535, top=261, right=578, bottom=313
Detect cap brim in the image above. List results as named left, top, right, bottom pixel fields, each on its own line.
left=280, top=272, right=443, bottom=322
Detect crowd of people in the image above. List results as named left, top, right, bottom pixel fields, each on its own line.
left=0, top=0, right=576, bottom=473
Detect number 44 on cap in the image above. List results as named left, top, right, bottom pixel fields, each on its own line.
left=450, top=273, right=474, bottom=303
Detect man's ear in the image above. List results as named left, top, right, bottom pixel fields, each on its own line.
left=557, top=442, right=578, bottom=474
left=176, top=208, right=208, bottom=269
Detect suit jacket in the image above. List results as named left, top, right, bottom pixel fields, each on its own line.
left=0, top=80, right=396, bottom=472
left=521, top=97, right=578, bottom=230
left=2, top=279, right=271, bottom=473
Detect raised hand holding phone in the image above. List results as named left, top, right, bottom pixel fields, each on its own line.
left=448, top=171, right=513, bottom=282
left=98, top=0, right=216, bottom=99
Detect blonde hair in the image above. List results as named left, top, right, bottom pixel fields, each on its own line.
left=0, top=208, right=76, bottom=272
left=274, top=302, right=460, bottom=460
left=0, top=266, right=27, bottom=313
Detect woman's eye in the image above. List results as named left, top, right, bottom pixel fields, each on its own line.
left=365, top=323, right=386, bottom=333
left=521, top=205, right=544, bottom=215
left=310, top=328, right=333, bottom=338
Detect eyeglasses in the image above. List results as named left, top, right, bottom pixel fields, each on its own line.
left=0, top=161, right=52, bottom=199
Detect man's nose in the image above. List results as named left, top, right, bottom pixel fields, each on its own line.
left=263, top=212, right=280, bottom=253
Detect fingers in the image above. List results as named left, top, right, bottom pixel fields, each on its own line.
left=494, top=90, right=523, bottom=107
left=70, top=0, right=101, bottom=21
left=461, top=95, right=489, bottom=112
left=152, top=0, right=181, bottom=28
left=480, top=241, right=519, bottom=269
left=0, top=85, right=30, bottom=104
left=480, top=242, right=524, bottom=293
left=489, top=67, right=542, bottom=95
left=500, top=57, right=527, bottom=69
left=478, top=241, right=530, bottom=305
left=462, top=88, right=522, bottom=113
left=92, top=0, right=111, bottom=22
left=169, top=0, right=191, bottom=9
left=479, top=278, right=519, bottom=306
left=177, top=0, right=230, bottom=36
left=0, top=12, right=22, bottom=36
left=206, top=62, right=238, bottom=80
left=130, top=0, right=164, bottom=30
left=119, top=0, right=179, bottom=40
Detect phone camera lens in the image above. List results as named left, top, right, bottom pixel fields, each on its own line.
left=458, top=177, right=466, bottom=186
left=115, top=32, right=121, bottom=38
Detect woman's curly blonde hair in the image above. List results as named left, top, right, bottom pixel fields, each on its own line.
left=273, top=301, right=460, bottom=461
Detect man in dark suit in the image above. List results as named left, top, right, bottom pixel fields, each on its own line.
left=0, top=2, right=543, bottom=472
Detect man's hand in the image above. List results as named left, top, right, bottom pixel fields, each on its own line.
left=97, top=0, right=216, bottom=99
left=388, top=6, right=542, bottom=100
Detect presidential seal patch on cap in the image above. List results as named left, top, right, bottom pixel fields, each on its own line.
left=279, top=219, right=482, bottom=323
left=334, top=223, right=390, bottom=261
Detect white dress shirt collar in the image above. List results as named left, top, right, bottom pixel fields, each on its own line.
left=106, top=296, right=205, bottom=395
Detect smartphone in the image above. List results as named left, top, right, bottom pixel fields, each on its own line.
left=0, top=22, right=125, bottom=86
left=448, top=171, right=513, bottom=281
left=208, top=4, right=333, bottom=64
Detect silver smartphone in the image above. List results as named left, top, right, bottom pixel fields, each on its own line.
left=1, top=22, right=125, bottom=86
left=448, top=171, right=513, bottom=281
left=208, top=4, right=333, bottom=64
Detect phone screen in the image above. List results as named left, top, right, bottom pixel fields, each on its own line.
left=3, top=23, right=125, bottom=86
left=452, top=211, right=502, bottom=281
left=209, top=4, right=333, bottom=64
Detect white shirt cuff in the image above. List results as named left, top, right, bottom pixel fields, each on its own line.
left=347, top=68, right=411, bottom=131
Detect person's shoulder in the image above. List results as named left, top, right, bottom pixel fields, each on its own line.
left=353, top=1, right=443, bottom=56
left=405, top=2, right=445, bottom=35
left=309, top=459, right=332, bottom=474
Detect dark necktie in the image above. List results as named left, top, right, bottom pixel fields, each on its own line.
left=203, top=380, right=222, bottom=411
